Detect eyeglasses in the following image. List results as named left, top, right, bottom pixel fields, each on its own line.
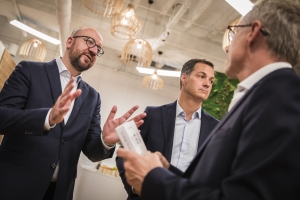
left=227, top=24, right=269, bottom=44
left=73, top=36, right=104, bottom=57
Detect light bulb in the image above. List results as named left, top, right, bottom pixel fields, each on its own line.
left=152, top=74, right=158, bottom=79
left=121, top=19, right=128, bottom=25
left=137, top=43, right=142, bottom=49
left=125, top=10, right=132, bottom=17
left=33, top=42, right=38, bottom=48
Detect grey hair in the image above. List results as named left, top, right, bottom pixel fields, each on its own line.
left=242, top=0, right=300, bottom=67
left=180, top=58, right=214, bottom=89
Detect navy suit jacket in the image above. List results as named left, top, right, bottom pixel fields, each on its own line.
left=116, top=100, right=219, bottom=199
left=141, top=68, right=300, bottom=200
left=0, top=60, right=114, bottom=200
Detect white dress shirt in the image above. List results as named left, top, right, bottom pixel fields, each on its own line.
left=228, top=62, right=292, bottom=112
left=170, top=101, right=201, bottom=172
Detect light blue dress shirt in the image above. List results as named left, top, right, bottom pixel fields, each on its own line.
left=170, top=101, right=201, bottom=172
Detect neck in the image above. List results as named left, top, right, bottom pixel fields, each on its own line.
left=237, top=50, right=280, bottom=82
left=61, top=54, right=80, bottom=77
left=178, top=93, right=202, bottom=121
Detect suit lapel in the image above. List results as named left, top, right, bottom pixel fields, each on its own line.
left=45, top=60, right=63, bottom=128
left=197, top=109, right=212, bottom=152
left=65, top=79, right=89, bottom=128
left=45, top=60, right=62, bottom=104
left=162, top=101, right=177, bottom=162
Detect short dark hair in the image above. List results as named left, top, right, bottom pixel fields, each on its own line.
left=180, top=58, right=214, bottom=89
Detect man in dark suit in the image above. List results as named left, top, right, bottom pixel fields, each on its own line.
left=116, top=59, right=219, bottom=199
left=117, top=0, right=300, bottom=199
left=0, top=27, right=145, bottom=200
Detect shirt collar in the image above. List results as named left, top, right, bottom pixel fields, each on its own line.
left=56, top=57, right=82, bottom=83
left=238, top=62, right=292, bottom=91
left=176, top=100, right=201, bottom=119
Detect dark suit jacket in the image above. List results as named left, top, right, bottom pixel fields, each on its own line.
left=141, top=68, right=300, bottom=200
left=0, top=60, right=114, bottom=200
left=116, top=100, right=219, bottom=200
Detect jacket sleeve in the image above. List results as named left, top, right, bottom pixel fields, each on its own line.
left=81, top=93, right=115, bottom=162
left=0, top=61, right=49, bottom=136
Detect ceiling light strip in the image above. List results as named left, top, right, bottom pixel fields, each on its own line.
left=10, top=20, right=61, bottom=45
left=136, top=67, right=180, bottom=77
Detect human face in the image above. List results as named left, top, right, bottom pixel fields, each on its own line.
left=224, top=20, right=249, bottom=79
left=68, top=28, right=103, bottom=72
left=181, top=62, right=215, bottom=102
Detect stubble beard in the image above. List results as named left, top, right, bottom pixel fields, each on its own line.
left=69, top=47, right=94, bottom=72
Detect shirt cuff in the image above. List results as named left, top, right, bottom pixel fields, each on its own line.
left=100, top=133, right=115, bottom=150
left=44, top=109, right=56, bottom=131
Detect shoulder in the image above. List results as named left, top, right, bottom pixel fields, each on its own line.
left=202, top=109, right=219, bottom=123
left=15, top=60, right=56, bottom=74
left=145, top=101, right=176, bottom=112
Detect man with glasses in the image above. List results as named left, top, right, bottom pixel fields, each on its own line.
left=117, top=1, right=300, bottom=199
left=0, top=27, right=146, bottom=200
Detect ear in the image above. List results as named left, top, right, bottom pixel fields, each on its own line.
left=248, top=20, right=263, bottom=45
left=66, top=36, right=74, bottom=49
left=181, top=73, right=188, bottom=87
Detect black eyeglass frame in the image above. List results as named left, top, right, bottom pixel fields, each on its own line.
left=227, top=24, right=269, bottom=43
left=73, top=36, right=104, bottom=57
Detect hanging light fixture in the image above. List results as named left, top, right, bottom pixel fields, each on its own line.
left=120, top=0, right=153, bottom=68
left=110, top=3, right=141, bottom=39
left=142, top=50, right=164, bottom=90
left=82, top=0, right=124, bottom=17
left=143, top=70, right=164, bottom=90
left=19, top=39, right=46, bottom=62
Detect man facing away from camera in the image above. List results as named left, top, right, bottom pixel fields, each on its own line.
left=117, top=0, right=300, bottom=199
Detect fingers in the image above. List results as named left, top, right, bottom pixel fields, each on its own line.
left=154, top=151, right=169, bottom=169
left=130, top=112, right=146, bottom=127
left=49, top=78, right=82, bottom=125
left=117, top=148, right=132, bottom=158
left=106, top=105, right=117, bottom=121
left=135, top=120, right=144, bottom=128
left=121, top=105, right=139, bottom=120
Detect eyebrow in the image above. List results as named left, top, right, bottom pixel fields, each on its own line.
left=197, top=71, right=215, bottom=79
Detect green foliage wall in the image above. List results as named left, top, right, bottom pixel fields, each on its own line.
left=202, top=72, right=239, bottom=120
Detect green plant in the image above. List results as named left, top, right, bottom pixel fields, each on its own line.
left=202, top=72, right=239, bottom=120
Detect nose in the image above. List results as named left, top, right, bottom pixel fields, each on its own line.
left=203, top=79, right=210, bottom=88
left=88, top=45, right=98, bottom=56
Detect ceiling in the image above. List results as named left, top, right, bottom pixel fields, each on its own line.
left=7, top=0, right=293, bottom=87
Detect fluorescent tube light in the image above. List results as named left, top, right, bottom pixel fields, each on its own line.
left=10, top=20, right=61, bottom=45
left=157, top=70, right=180, bottom=77
left=136, top=67, right=180, bottom=77
left=136, top=67, right=155, bottom=74
left=225, top=0, right=253, bottom=16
